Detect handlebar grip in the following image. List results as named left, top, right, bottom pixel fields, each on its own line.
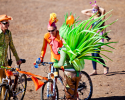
left=20, top=59, right=26, bottom=63
left=10, top=68, right=15, bottom=71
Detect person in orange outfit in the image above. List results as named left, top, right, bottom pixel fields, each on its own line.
left=40, top=13, right=63, bottom=62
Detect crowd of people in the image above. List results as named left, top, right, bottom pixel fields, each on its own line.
left=0, top=2, right=113, bottom=100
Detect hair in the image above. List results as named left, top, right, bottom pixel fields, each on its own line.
left=48, top=22, right=57, bottom=29
left=93, top=5, right=101, bottom=16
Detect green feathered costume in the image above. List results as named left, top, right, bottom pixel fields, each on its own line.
left=56, top=11, right=117, bottom=72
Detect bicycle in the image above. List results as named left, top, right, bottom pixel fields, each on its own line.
left=41, top=62, right=93, bottom=100
left=0, top=59, right=27, bottom=100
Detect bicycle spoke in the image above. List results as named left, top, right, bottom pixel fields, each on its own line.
left=41, top=79, right=59, bottom=100
left=78, top=71, right=93, bottom=100
left=15, top=74, right=27, bottom=100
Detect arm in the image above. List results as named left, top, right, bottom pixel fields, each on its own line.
left=40, top=38, right=47, bottom=59
left=9, top=31, right=20, bottom=62
left=53, top=48, right=66, bottom=68
left=99, top=7, right=105, bottom=20
left=81, top=9, right=93, bottom=17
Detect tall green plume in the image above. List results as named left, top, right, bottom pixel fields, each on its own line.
left=59, top=11, right=117, bottom=71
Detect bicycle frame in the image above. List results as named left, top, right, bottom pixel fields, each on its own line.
left=41, top=62, right=93, bottom=100
left=47, top=65, right=56, bottom=97
left=41, top=62, right=64, bottom=99
left=0, top=59, right=27, bottom=100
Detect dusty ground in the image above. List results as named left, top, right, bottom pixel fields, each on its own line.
left=0, top=0, right=125, bottom=100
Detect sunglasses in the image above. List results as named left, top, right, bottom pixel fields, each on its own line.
left=48, top=29, right=55, bottom=32
left=92, top=9, right=98, bottom=13
left=1, top=21, right=9, bottom=25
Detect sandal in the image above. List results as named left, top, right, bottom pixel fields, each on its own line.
left=89, top=72, right=97, bottom=76
left=104, top=67, right=109, bottom=75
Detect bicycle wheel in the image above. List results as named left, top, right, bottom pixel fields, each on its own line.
left=41, top=79, right=59, bottom=100
left=0, top=84, right=10, bottom=100
left=15, top=74, right=27, bottom=100
left=78, top=71, right=93, bottom=100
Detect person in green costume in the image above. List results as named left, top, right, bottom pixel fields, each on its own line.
left=54, top=12, right=117, bottom=99
left=54, top=37, right=81, bottom=100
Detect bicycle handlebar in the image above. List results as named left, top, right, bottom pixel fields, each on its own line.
left=0, top=59, right=26, bottom=71
left=20, top=59, right=26, bottom=63
left=41, top=62, right=53, bottom=66
left=41, top=62, right=63, bottom=71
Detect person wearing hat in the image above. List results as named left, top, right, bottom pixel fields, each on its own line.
left=0, top=14, right=22, bottom=99
left=39, top=13, right=63, bottom=63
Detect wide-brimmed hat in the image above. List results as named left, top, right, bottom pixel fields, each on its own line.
left=0, top=14, right=13, bottom=22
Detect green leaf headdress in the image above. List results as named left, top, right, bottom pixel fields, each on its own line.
left=59, top=11, right=117, bottom=71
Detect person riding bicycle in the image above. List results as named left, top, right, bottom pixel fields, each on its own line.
left=0, top=14, right=22, bottom=99
left=40, top=13, right=63, bottom=63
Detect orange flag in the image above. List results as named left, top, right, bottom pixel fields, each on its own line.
left=18, top=70, right=48, bottom=91
left=31, top=76, right=44, bottom=91
left=18, top=71, right=48, bottom=80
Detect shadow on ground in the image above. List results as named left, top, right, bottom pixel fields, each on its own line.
left=89, top=71, right=125, bottom=76
left=91, top=96, right=125, bottom=100
left=106, top=71, right=125, bottom=76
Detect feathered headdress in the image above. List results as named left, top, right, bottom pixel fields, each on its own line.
left=49, top=13, right=58, bottom=26
left=59, top=12, right=80, bottom=40
left=59, top=11, right=117, bottom=71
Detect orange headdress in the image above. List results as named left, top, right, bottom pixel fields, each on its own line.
left=48, top=13, right=58, bottom=28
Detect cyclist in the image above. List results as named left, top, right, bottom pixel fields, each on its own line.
left=0, top=14, right=22, bottom=99
left=40, top=13, right=63, bottom=63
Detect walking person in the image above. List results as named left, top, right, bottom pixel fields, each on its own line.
left=40, top=13, right=63, bottom=63
left=81, top=2, right=109, bottom=75
left=53, top=38, right=81, bottom=100
left=0, top=14, right=22, bottom=99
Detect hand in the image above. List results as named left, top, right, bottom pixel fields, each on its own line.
left=17, top=60, right=22, bottom=65
left=40, top=57, right=43, bottom=62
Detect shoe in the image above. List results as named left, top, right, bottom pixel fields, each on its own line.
left=107, top=37, right=111, bottom=42
left=89, top=72, right=97, bottom=76
left=104, top=67, right=109, bottom=75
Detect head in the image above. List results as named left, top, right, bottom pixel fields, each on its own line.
left=0, top=14, right=12, bottom=33
left=92, top=5, right=99, bottom=14
left=0, top=20, right=9, bottom=32
left=48, top=13, right=58, bottom=37
left=48, top=24, right=57, bottom=37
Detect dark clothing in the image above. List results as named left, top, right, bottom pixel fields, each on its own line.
left=91, top=50, right=106, bottom=70
left=92, top=19, right=104, bottom=29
